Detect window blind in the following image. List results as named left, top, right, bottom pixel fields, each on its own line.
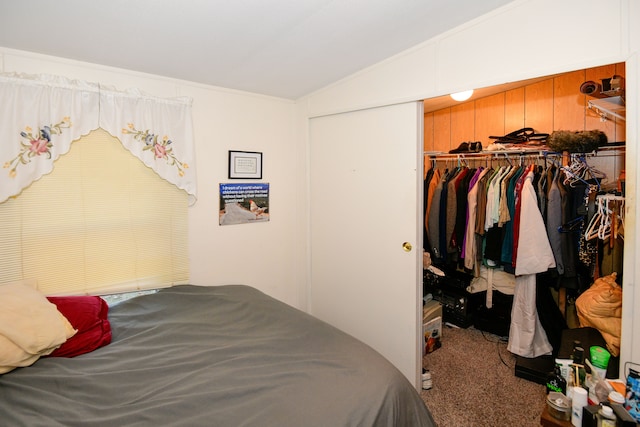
left=0, top=129, right=189, bottom=295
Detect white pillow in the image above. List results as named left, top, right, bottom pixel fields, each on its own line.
left=0, top=335, right=41, bottom=374
left=0, top=281, right=76, bottom=373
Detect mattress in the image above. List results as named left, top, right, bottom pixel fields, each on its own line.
left=0, top=284, right=435, bottom=426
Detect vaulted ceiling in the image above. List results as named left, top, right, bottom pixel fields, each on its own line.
left=0, top=0, right=514, bottom=99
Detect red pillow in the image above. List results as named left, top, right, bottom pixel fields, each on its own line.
left=45, top=296, right=112, bottom=357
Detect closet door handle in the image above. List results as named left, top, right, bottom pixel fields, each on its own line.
left=402, top=242, right=413, bottom=252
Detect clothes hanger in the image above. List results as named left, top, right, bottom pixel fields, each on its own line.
left=598, top=202, right=612, bottom=241
left=597, top=194, right=625, bottom=242
left=580, top=155, right=606, bottom=181
left=562, top=164, right=594, bottom=188
left=616, top=199, right=625, bottom=240
left=558, top=215, right=584, bottom=233
left=609, top=200, right=617, bottom=248
left=566, top=155, right=604, bottom=190
left=457, top=154, right=469, bottom=168
left=501, top=152, right=513, bottom=167
left=585, top=197, right=606, bottom=241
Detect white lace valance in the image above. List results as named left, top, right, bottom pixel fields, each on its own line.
left=0, top=73, right=196, bottom=203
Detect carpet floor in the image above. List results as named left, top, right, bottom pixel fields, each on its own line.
left=421, top=325, right=547, bottom=427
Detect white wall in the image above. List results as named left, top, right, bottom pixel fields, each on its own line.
left=299, top=0, right=640, bottom=373
left=0, top=47, right=307, bottom=309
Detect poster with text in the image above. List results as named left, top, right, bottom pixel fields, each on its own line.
left=219, top=183, right=270, bottom=225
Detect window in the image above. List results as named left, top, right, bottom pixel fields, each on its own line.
left=0, top=129, right=189, bottom=295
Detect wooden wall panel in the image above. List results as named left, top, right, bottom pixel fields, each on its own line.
left=525, top=80, right=554, bottom=134
left=433, top=109, right=452, bottom=153
left=450, top=102, right=475, bottom=147
left=504, top=88, right=525, bottom=138
left=423, top=112, right=434, bottom=176
left=474, top=93, right=505, bottom=146
left=554, top=70, right=586, bottom=131
left=424, top=112, right=434, bottom=152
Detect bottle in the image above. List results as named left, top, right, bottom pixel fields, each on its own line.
left=571, top=387, right=588, bottom=427
left=546, top=364, right=567, bottom=394
left=572, top=341, right=584, bottom=364
left=596, top=405, right=616, bottom=427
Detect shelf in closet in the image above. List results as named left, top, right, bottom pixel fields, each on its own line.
left=588, top=96, right=625, bottom=121
left=424, top=145, right=625, bottom=159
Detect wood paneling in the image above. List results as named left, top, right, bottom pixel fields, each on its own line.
left=433, top=109, right=452, bottom=153
left=554, top=70, right=586, bottom=131
left=424, top=112, right=434, bottom=176
left=424, top=112, right=434, bottom=152
left=423, top=63, right=625, bottom=150
left=450, top=102, right=475, bottom=147
left=504, top=88, right=525, bottom=137
left=475, top=93, right=505, bottom=146
left=524, top=79, right=554, bottom=134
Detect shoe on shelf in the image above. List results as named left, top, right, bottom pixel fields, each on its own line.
left=469, top=141, right=483, bottom=152
left=448, top=142, right=470, bottom=154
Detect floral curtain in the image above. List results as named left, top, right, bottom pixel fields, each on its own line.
left=0, top=73, right=196, bottom=204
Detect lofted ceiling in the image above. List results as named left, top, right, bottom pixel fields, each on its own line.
left=0, top=0, right=515, bottom=99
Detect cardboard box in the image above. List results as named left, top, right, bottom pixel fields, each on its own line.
left=423, top=315, right=442, bottom=354
left=423, top=300, right=443, bottom=354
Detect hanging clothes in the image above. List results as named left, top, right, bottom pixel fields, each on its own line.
left=508, top=166, right=555, bottom=358
left=446, top=167, right=470, bottom=257
left=463, top=167, right=489, bottom=273
left=484, top=166, right=510, bottom=266
left=470, top=168, right=492, bottom=273
left=423, top=166, right=437, bottom=251
left=500, top=165, right=525, bottom=272
left=427, top=170, right=447, bottom=260
left=545, top=166, right=565, bottom=275
left=454, top=168, right=475, bottom=265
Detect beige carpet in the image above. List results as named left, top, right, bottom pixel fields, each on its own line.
left=421, top=325, right=547, bottom=427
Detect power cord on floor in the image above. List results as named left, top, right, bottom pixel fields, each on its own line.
left=496, top=339, right=513, bottom=368
left=480, top=330, right=513, bottom=368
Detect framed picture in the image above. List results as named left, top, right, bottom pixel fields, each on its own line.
left=219, top=183, right=270, bottom=225
left=228, top=150, right=262, bottom=179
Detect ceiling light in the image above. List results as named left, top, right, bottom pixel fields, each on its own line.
left=450, top=90, right=474, bottom=101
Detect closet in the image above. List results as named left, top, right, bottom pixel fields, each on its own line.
left=421, top=62, right=626, bottom=376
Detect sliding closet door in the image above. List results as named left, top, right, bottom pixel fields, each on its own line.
left=309, top=102, right=423, bottom=387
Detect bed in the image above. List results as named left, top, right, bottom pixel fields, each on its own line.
left=0, top=284, right=435, bottom=426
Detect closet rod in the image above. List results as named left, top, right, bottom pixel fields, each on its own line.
left=424, top=150, right=546, bottom=159
left=424, top=147, right=624, bottom=159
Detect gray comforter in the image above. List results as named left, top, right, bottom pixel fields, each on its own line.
left=0, top=284, right=435, bottom=426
